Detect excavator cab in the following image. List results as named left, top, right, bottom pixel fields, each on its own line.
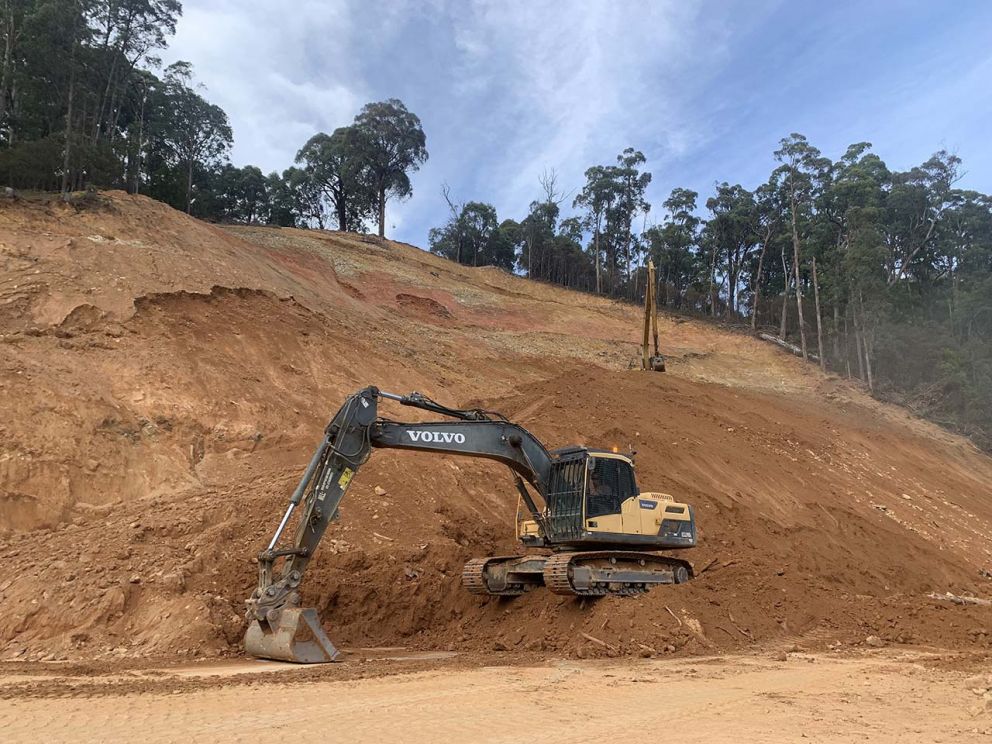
left=518, top=448, right=696, bottom=550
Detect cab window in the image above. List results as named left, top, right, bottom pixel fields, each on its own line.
left=585, top=457, right=637, bottom=518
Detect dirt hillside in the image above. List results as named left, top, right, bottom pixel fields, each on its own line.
left=2, top=191, right=992, bottom=663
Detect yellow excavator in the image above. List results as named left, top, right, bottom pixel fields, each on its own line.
left=245, top=387, right=697, bottom=662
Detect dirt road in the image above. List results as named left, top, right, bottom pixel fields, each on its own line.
left=1, top=651, right=988, bottom=743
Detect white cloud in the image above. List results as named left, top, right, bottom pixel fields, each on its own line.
left=163, top=0, right=736, bottom=237
left=459, top=3, right=712, bottom=200
left=157, top=0, right=989, bottom=245
left=163, top=0, right=366, bottom=174
left=390, top=0, right=744, bottom=239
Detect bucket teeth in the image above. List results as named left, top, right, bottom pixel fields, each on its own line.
left=244, top=607, right=341, bottom=663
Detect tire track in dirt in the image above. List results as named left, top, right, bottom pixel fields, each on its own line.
left=0, top=653, right=984, bottom=744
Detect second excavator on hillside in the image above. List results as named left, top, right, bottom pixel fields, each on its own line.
left=245, top=386, right=697, bottom=663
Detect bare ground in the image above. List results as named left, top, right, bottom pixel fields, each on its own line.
left=3, top=193, right=992, bottom=739
left=2, top=650, right=992, bottom=743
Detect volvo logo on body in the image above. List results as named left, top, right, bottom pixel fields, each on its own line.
left=406, top=430, right=466, bottom=444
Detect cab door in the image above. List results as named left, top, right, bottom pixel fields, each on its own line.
left=602, top=458, right=644, bottom=535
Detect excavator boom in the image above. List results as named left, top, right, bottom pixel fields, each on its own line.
left=245, top=387, right=555, bottom=662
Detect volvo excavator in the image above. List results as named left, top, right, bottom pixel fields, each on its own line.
left=245, top=386, right=697, bottom=663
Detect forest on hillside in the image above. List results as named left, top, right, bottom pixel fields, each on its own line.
left=431, top=140, right=992, bottom=451
left=0, top=0, right=428, bottom=237
left=1, top=1, right=990, bottom=450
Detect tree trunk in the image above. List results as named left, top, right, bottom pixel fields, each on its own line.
left=864, top=342, right=874, bottom=391
left=61, top=32, right=77, bottom=194
left=779, top=248, right=791, bottom=339
left=186, top=157, right=194, bottom=214
left=0, top=3, right=14, bottom=133
left=6, top=73, right=16, bottom=146
left=594, top=214, right=601, bottom=294
left=853, top=302, right=865, bottom=383
left=625, top=220, right=633, bottom=288
left=843, top=313, right=851, bottom=378
left=131, top=87, right=147, bottom=194
left=789, top=197, right=808, bottom=360
left=708, top=242, right=718, bottom=317
left=93, top=10, right=138, bottom=147
left=107, top=80, right=121, bottom=147
left=336, top=190, right=348, bottom=232
left=832, top=304, right=841, bottom=361
left=606, top=235, right=616, bottom=295
left=94, top=48, right=120, bottom=145
left=751, top=232, right=769, bottom=330
left=728, top=264, right=737, bottom=317
left=859, top=290, right=874, bottom=391
left=377, top=187, right=386, bottom=238
left=950, top=262, right=959, bottom=335
left=811, top=257, right=826, bottom=372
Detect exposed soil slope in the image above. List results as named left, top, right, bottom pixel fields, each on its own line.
left=1, top=192, right=991, bottom=663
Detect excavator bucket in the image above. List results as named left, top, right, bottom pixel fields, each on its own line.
left=244, top=608, right=342, bottom=663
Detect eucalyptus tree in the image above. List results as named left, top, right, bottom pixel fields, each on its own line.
left=281, top=165, right=327, bottom=228
left=645, top=188, right=700, bottom=310
left=703, top=183, right=757, bottom=317
left=885, top=151, right=960, bottom=286
left=574, top=164, right=618, bottom=293
left=429, top=198, right=517, bottom=271
left=353, top=98, right=428, bottom=238
left=87, top=0, right=182, bottom=146
left=749, top=180, right=784, bottom=329
left=156, top=62, right=231, bottom=213
left=772, top=133, right=831, bottom=359
left=611, top=147, right=652, bottom=289
left=295, top=126, right=372, bottom=231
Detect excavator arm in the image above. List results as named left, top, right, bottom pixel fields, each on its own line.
left=245, top=386, right=554, bottom=662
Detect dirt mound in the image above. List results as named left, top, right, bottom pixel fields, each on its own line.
left=2, top=192, right=992, bottom=663
left=395, top=293, right=453, bottom=321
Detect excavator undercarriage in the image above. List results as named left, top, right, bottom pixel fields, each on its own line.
left=244, top=386, right=696, bottom=663
left=463, top=551, right=692, bottom=598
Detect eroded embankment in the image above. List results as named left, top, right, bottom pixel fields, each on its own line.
left=2, top=193, right=992, bottom=664
left=3, top=290, right=992, bottom=662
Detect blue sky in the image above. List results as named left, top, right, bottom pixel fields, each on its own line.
left=164, top=1, right=992, bottom=245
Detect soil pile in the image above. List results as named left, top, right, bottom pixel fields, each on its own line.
left=2, top=192, right=991, bottom=662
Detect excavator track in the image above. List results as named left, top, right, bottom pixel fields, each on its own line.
left=461, top=558, right=506, bottom=595
left=462, top=556, right=544, bottom=596
left=543, top=551, right=692, bottom=597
